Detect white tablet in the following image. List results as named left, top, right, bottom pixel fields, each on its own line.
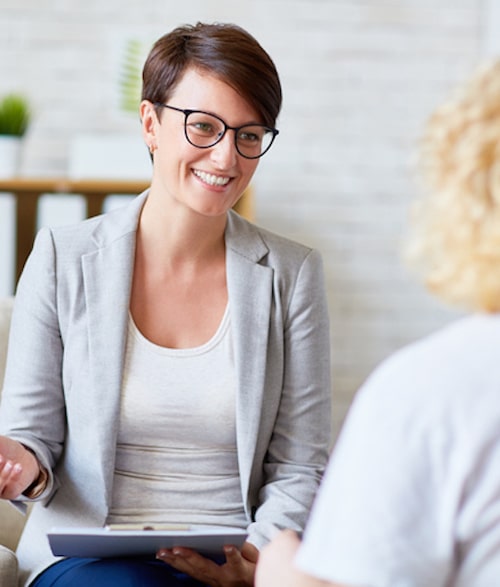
left=48, top=525, right=247, bottom=558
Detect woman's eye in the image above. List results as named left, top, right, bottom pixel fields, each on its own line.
left=238, top=130, right=260, bottom=143
left=192, top=122, right=215, bottom=134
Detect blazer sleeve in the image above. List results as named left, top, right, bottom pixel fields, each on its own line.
left=0, top=227, right=65, bottom=501
left=247, top=248, right=332, bottom=548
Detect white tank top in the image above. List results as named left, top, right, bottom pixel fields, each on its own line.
left=106, top=305, right=248, bottom=529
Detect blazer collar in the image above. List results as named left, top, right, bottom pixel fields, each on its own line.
left=87, top=194, right=270, bottom=264
left=225, top=209, right=269, bottom=264
left=90, top=190, right=148, bottom=248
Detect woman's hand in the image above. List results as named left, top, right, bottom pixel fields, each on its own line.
left=256, top=530, right=302, bottom=587
left=156, top=540, right=258, bottom=587
left=256, top=529, right=332, bottom=587
left=0, top=435, right=40, bottom=500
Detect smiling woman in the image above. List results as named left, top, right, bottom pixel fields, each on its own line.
left=139, top=66, right=264, bottom=223
left=0, top=22, right=332, bottom=587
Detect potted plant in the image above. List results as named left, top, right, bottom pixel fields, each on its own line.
left=0, top=93, right=31, bottom=177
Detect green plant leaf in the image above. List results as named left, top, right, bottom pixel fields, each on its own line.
left=0, top=93, right=30, bottom=136
left=118, top=39, right=144, bottom=115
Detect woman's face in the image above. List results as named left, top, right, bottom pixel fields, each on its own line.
left=141, top=67, right=261, bottom=218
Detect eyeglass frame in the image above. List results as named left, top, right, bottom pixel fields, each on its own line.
left=154, top=103, right=279, bottom=159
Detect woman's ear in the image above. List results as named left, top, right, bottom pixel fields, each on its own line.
left=140, top=100, right=159, bottom=152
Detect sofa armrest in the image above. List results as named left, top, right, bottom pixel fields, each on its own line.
left=0, top=544, right=18, bottom=585
left=0, top=499, right=26, bottom=552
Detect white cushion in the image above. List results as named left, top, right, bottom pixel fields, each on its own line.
left=0, top=296, right=14, bottom=390
left=0, top=544, right=18, bottom=585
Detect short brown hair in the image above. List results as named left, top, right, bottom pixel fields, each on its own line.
left=142, top=22, right=282, bottom=128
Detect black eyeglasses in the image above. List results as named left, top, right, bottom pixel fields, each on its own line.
left=154, top=103, right=279, bottom=159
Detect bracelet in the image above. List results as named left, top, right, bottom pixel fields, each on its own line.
left=23, top=465, right=49, bottom=499
left=22, top=446, right=49, bottom=499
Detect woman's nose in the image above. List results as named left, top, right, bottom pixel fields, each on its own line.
left=210, top=131, right=238, bottom=168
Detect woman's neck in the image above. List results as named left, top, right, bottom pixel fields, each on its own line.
left=137, top=191, right=227, bottom=269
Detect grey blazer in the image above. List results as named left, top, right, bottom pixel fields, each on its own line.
left=0, top=192, right=332, bottom=585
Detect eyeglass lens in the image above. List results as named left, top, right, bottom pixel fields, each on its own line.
left=185, top=111, right=275, bottom=158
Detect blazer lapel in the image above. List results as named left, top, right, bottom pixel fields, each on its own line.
left=81, top=193, right=146, bottom=504
left=225, top=212, right=273, bottom=503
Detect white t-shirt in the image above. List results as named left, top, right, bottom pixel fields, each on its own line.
left=296, top=314, right=500, bottom=587
left=106, top=305, right=248, bottom=529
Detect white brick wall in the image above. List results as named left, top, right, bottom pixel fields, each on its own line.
left=0, top=0, right=489, bottom=437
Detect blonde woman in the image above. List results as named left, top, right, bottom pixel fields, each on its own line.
left=256, top=60, right=500, bottom=587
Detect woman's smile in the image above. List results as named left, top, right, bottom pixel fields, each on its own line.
left=192, top=169, right=232, bottom=187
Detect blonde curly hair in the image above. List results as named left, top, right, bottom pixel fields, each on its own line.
left=404, top=59, right=500, bottom=312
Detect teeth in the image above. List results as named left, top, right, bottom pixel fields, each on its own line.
left=194, top=170, right=230, bottom=186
